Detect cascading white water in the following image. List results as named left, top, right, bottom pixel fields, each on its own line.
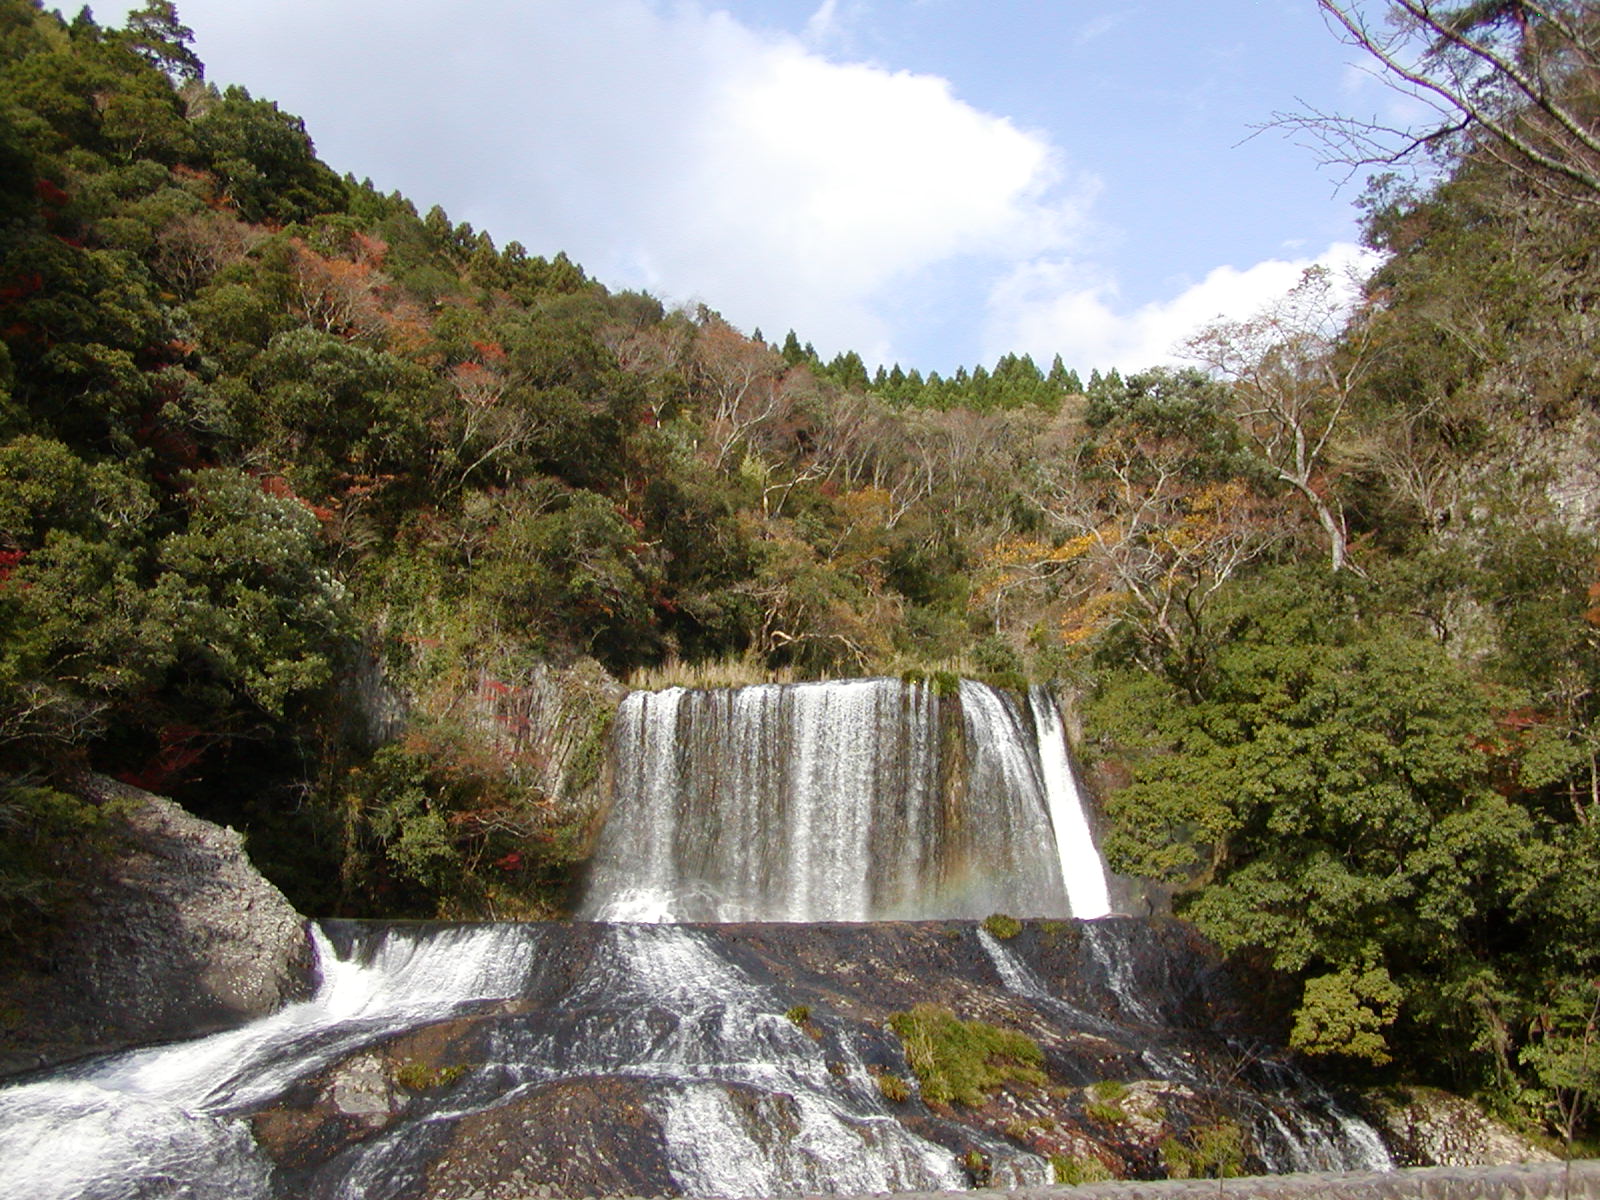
left=583, top=678, right=1105, bottom=922
left=1028, top=683, right=1113, bottom=919
left=977, top=925, right=1393, bottom=1176
left=0, top=923, right=539, bottom=1200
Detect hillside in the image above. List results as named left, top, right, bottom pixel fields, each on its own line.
left=0, top=0, right=1596, bottom=1145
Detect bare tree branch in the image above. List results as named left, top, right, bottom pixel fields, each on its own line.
left=1270, top=1, right=1600, bottom=201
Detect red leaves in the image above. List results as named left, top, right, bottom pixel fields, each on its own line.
left=117, top=724, right=217, bottom=793
left=0, top=547, right=25, bottom=583
left=33, top=178, right=68, bottom=208
left=0, top=271, right=44, bottom=305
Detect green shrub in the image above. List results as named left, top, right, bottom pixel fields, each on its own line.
left=887, top=1003, right=1045, bottom=1107
left=984, top=669, right=1030, bottom=694
left=1160, top=1121, right=1244, bottom=1179
left=982, top=912, right=1023, bottom=939
left=972, top=635, right=1025, bottom=679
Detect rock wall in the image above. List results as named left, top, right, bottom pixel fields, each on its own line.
left=1360, top=1087, right=1557, bottom=1168
left=454, top=658, right=626, bottom=828
left=0, top=777, right=311, bottom=1077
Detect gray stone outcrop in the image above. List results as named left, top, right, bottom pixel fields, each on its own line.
left=0, top=777, right=311, bottom=1076
left=1362, top=1087, right=1558, bottom=1168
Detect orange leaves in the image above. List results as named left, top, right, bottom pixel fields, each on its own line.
left=449, top=360, right=505, bottom=409
left=287, top=238, right=385, bottom=338
left=1059, top=589, right=1130, bottom=646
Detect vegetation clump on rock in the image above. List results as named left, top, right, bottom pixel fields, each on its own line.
left=888, top=1002, right=1045, bottom=1108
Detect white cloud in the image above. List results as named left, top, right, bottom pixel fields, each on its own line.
left=983, top=242, right=1382, bottom=373
left=804, top=0, right=845, bottom=45
left=176, top=0, right=1096, bottom=362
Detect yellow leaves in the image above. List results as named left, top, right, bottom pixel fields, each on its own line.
left=1154, top=481, right=1251, bottom=556
left=970, top=528, right=1126, bottom=644
left=839, top=486, right=892, bottom=524
left=1060, top=590, right=1130, bottom=646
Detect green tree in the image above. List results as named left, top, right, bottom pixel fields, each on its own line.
left=1091, top=574, right=1535, bottom=1075
left=121, top=0, right=202, bottom=80
left=193, top=85, right=346, bottom=222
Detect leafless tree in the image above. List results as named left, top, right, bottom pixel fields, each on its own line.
left=1187, top=266, right=1379, bottom=573
left=1278, top=2, right=1600, bottom=202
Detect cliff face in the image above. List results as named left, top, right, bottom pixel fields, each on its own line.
left=0, top=778, right=311, bottom=1077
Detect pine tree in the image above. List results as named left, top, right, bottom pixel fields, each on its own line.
left=123, top=1, right=203, bottom=81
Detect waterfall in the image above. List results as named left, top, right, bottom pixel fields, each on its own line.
left=0, top=678, right=1398, bottom=1197
left=583, top=678, right=1107, bottom=922
left=1028, top=684, right=1113, bottom=919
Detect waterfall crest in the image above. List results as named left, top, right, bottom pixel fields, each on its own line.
left=582, top=678, right=1106, bottom=922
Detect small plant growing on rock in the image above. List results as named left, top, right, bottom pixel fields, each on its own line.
left=888, top=1003, right=1045, bottom=1107
left=393, top=1060, right=468, bottom=1091
left=982, top=913, right=1022, bottom=939
left=1052, top=1154, right=1115, bottom=1185
left=1160, top=1120, right=1244, bottom=1180
left=961, top=1148, right=993, bottom=1186
left=784, top=1004, right=810, bottom=1025
left=1083, top=1078, right=1130, bottom=1124
left=1084, top=1099, right=1127, bottom=1124
left=877, top=1073, right=911, bottom=1103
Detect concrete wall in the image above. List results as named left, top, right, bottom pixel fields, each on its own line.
left=843, top=1161, right=1600, bottom=1200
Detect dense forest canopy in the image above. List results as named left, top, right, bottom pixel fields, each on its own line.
left=0, top=0, right=1597, bottom=1145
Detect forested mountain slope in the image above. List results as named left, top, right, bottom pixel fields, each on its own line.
left=0, top=0, right=1596, bottom=1144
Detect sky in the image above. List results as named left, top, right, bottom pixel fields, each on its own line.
left=160, top=0, right=1393, bottom=375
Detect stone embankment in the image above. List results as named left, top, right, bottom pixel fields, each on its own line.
left=813, top=1161, right=1600, bottom=1200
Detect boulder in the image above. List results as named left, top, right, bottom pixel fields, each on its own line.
left=0, top=777, right=311, bottom=1077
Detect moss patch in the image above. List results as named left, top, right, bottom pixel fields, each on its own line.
left=888, top=1003, right=1045, bottom=1107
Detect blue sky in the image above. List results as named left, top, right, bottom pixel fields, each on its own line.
left=164, top=0, right=1388, bottom=374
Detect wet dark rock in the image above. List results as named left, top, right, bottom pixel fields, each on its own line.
left=237, top=919, right=1392, bottom=1198
left=421, top=1078, right=677, bottom=1200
